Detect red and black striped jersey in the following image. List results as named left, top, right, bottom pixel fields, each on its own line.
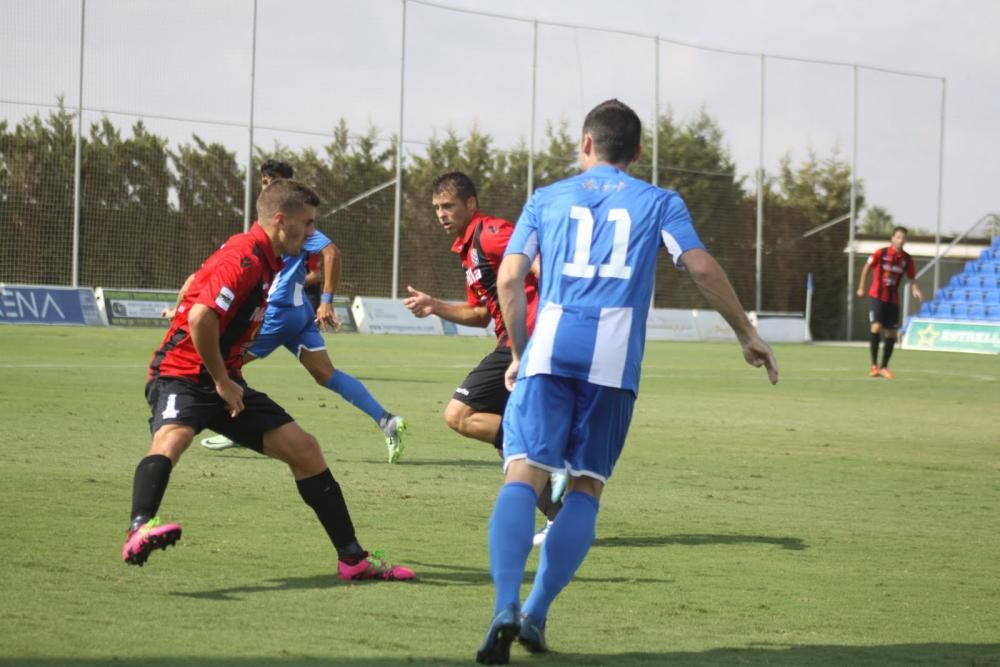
left=451, top=211, right=539, bottom=347
left=866, top=245, right=915, bottom=304
left=149, top=223, right=281, bottom=382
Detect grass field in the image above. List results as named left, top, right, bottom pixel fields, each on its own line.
left=0, top=325, right=998, bottom=666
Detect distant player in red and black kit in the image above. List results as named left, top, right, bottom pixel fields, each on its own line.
left=123, top=178, right=414, bottom=581
left=404, top=172, right=562, bottom=543
left=856, top=225, right=923, bottom=379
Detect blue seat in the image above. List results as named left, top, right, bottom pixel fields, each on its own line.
left=918, top=303, right=933, bottom=317
left=968, top=303, right=987, bottom=320
left=984, top=289, right=1000, bottom=304
left=949, top=289, right=969, bottom=302
left=978, top=262, right=998, bottom=276
left=943, top=303, right=963, bottom=319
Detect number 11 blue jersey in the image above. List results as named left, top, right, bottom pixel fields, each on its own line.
left=505, top=164, right=704, bottom=395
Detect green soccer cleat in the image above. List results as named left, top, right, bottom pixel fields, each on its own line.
left=382, top=415, right=406, bottom=464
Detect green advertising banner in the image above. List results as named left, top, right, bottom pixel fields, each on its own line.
left=903, top=318, right=1000, bottom=355
left=95, top=288, right=177, bottom=327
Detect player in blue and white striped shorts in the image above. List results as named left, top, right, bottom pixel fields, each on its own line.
left=475, top=99, right=780, bottom=664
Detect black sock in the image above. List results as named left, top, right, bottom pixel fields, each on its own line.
left=869, top=332, right=881, bottom=366
left=882, top=338, right=896, bottom=368
left=130, top=454, right=173, bottom=531
left=535, top=479, right=563, bottom=521
left=296, top=468, right=363, bottom=560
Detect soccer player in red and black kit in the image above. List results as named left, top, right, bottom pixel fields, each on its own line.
left=856, top=225, right=923, bottom=379
left=404, top=172, right=563, bottom=542
left=123, top=178, right=414, bottom=580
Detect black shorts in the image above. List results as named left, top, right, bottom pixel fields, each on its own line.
left=869, top=297, right=901, bottom=329
left=145, top=377, right=294, bottom=452
left=452, top=346, right=513, bottom=415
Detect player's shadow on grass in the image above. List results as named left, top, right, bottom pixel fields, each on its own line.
left=388, top=457, right=500, bottom=468
left=172, top=560, right=671, bottom=600
left=594, top=533, right=807, bottom=551
left=6, top=643, right=1000, bottom=665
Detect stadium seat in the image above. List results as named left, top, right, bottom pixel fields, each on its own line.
left=978, top=262, right=998, bottom=276
left=984, top=289, right=1000, bottom=304
left=948, top=273, right=966, bottom=289
left=986, top=305, right=1000, bottom=321
left=918, top=302, right=933, bottom=317
left=966, top=303, right=987, bottom=320
left=942, top=303, right=960, bottom=319
left=949, top=289, right=968, bottom=303
left=981, top=248, right=994, bottom=262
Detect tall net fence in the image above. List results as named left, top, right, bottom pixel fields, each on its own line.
left=0, top=0, right=946, bottom=338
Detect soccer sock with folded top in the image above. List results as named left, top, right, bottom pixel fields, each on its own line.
left=326, top=370, right=385, bottom=424
left=130, top=454, right=173, bottom=532
left=296, top=468, right=364, bottom=560
left=522, top=491, right=600, bottom=622
left=488, top=482, right=537, bottom=614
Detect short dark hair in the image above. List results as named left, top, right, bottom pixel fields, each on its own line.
left=582, top=99, right=642, bottom=165
left=892, top=225, right=908, bottom=236
left=256, top=178, right=320, bottom=220
left=260, top=159, right=294, bottom=180
left=432, top=171, right=478, bottom=203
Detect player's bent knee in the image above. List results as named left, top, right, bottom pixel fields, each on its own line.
left=149, top=424, right=195, bottom=464
left=263, top=423, right=327, bottom=476
left=870, top=323, right=882, bottom=334
left=443, top=400, right=471, bottom=433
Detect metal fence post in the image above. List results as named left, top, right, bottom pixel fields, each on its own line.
left=755, top=54, right=765, bottom=314
left=242, top=0, right=258, bottom=232
left=847, top=64, right=858, bottom=340
left=391, top=0, right=408, bottom=299
left=71, top=0, right=86, bottom=287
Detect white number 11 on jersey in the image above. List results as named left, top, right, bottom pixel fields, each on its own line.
left=562, top=206, right=633, bottom=280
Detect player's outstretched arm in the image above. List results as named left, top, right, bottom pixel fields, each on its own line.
left=683, top=248, right=779, bottom=385
left=403, top=286, right=490, bottom=327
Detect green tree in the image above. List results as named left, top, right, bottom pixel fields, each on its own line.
left=861, top=205, right=894, bottom=236
left=169, top=135, right=245, bottom=286
left=635, top=109, right=753, bottom=308
left=79, top=118, right=174, bottom=288
left=0, top=103, right=77, bottom=285
left=768, top=148, right=864, bottom=339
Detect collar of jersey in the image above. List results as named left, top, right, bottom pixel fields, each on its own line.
left=451, top=210, right=484, bottom=254
left=249, top=222, right=282, bottom=272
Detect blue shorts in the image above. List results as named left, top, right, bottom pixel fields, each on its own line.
left=501, top=374, right=635, bottom=483
left=249, top=305, right=325, bottom=359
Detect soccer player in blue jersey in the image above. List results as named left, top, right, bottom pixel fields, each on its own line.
left=475, top=99, right=779, bottom=664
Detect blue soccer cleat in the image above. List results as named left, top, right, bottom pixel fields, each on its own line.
left=476, top=603, right=520, bottom=665
left=517, top=612, right=548, bottom=653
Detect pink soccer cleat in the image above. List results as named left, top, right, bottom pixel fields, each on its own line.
left=337, top=550, right=415, bottom=581
left=122, top=517, right=182, bottom=566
